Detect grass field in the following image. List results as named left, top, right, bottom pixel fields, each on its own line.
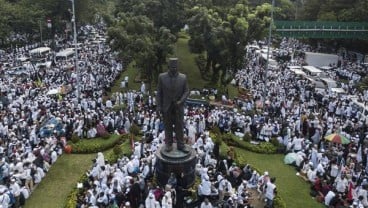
left=24, top=154, right=96, bottom=208
left=235, top=148, right=324, bottom=208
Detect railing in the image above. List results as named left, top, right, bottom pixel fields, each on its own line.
left=274, top=21, right=368, bottom=39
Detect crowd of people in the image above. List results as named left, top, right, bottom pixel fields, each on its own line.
left=76, top=123, right=276, bottom=208
left=1, top=22, right=368, bottom=208
left=234, top=39, right=368, bottom=208
left=0, top=25, right=131, bottom=208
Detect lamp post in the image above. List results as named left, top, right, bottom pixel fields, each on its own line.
left=264, top=0, right=275, bottom=100
left=70, top=0, right=80, bottom=103
left=39, top=20, right=43, bottom=44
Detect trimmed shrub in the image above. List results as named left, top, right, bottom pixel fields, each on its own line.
left=65, top=174, right=88, bottom=208
left=221, top=133, right=233, bottom=144
left=70, top=134, right=125, bottom=154
left=211, top=126, right=221, bottom=136
left=102, top=133, right=112, bottom=140
left=70, top=134, right=80, bottom=143
left=269, top=137, right=280, bottom=147
left=243, top=133, right=252, bottom=142
left=65, top=188, right=78, bottom=208
left=228, top=134, right=277, bottom=154
left=274, top=195, right=287, bottom=208
left=129, top=123, right=140, bottom=136
left=113, top=144, right=122, bottom=155
left=105, top=139, right=133, bottom=163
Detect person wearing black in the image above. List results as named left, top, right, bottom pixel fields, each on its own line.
left=176, top=172, right=189, bottom=208
left=127, top=177, right=142, bottom=208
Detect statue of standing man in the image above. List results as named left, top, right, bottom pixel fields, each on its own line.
left=157, top=58, right=190, bottom=153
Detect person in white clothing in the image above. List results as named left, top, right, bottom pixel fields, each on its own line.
left=200, top=197, right=213, bottom=208
left=161, top=190, right=172, bottom=208
left=335, top=174, right=348, bottom=194
left=96, top=152, right=105, bottom=167
left=264, top=177, right=277, bottom=208
left=324, top=190, right=336, bottom=206
left=0, top=188, right=10, bottom=208
left=9, top=178, right=20, bottom=207
left=145, top=192, right=159, bottom=208
left=141, top=82, right=146, bottom=94
left=198, top=175, right=212, bottom=197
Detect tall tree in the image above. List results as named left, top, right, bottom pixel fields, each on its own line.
left=108, top=13, right=176, bottom=89
left=115, top=0, right=186, bottom=35
left=0, top=0, right=13, bottom=45
left=187, top=2, right=269, bottom=84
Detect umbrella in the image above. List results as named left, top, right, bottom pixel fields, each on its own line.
left=324, top=133, right=350, bottom=144
left=284, top=152, right=298, bottom=165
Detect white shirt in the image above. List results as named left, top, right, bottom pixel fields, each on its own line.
left=200, top=201, right=213, bottom=208
left=199, top=179, right=212, bottom=196
left=265, top=181, right=276, bottom=200
left=10, top=182, right=20, bottom=197
left=324, top=190, right=336, bottom=206
left=0, top=193, right=10, bottom=208
left=161, top=191, right=172, bottom=208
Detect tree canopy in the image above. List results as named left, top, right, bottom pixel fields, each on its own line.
left=0, top=0, right=108, bottom=47
left=300, top=0, right=368, bottom=21
left=186, top=1, right=273, bottom=84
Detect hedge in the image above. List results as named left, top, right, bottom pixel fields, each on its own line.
left=69, top=134, right=126, bottom=154
left=221, top=133, right=278, bottom=154
left=64, top=174, right=88, bottom=208
left=104, top=139, right=133, bottom=163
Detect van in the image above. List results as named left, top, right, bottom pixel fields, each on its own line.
left=302, top=66, right=323, bottom=77
left=287, top=66, right=306, bottom=77
left=29, top=47, right=51, bottom=58
left=55, top=48, right=74, bottom=62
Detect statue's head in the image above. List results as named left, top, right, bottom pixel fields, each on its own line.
left=168, top=58, right=178, bottom=77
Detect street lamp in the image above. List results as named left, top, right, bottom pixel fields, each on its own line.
left=70, top=0, right=80, bottom=103
left=39, top=20, right=43, bottom=44
left=264, top=0, right=275, bottom=100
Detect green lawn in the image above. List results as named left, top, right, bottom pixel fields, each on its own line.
left=24, top=154, right=96, bottom=208
left=176, top=37, right=203, bottom=90
left=110, top=62, right=140, bottom=95
left=235, top=148, right=324, bottom=208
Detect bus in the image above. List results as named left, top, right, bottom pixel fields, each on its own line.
left=55, top=48, right=74, bottom=62
left=29, top=47, right=51, bottom=58
left=302, top=65, right=323, bottom=77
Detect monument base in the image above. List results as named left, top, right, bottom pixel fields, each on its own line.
left=155, top=143, right=197, bottom=189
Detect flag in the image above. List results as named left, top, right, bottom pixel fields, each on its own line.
left=130, top=134, right=134, bottom=151
left=357, top=144, right=362, bottom=163
left=35, top=77, right=42, bottom=87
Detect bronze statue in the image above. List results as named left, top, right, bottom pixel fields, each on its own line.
left=157, top=58, right=190, bottom=153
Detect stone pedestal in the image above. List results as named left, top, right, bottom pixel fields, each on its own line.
left=155, top=143, right=197, bottom=188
